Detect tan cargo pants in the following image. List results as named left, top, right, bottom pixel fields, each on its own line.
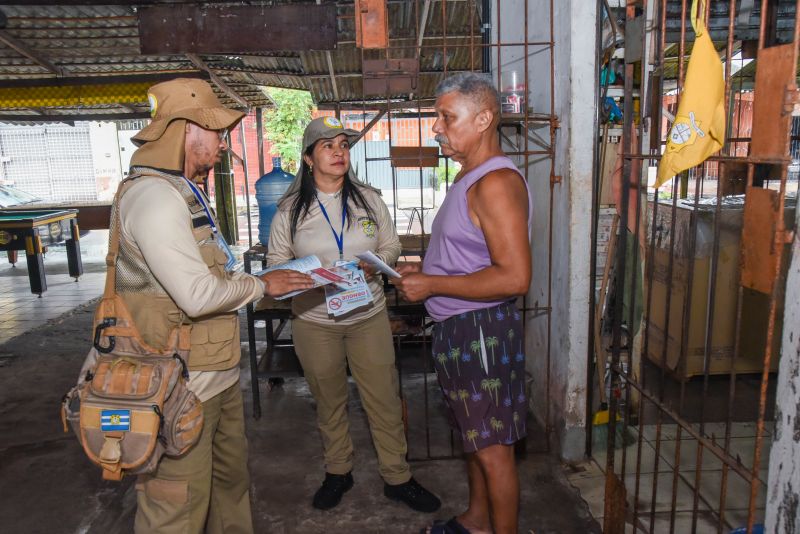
left=134, top=383, right=253, bottom=534
left=292, top=309, right=411, bottom=485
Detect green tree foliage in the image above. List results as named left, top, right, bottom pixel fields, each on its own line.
left=262, top=88, right=314, bottom=173
left=434, top=159, right=460, bottom=188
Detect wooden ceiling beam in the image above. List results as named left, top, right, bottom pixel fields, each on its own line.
left=0, top=112, right=149, bottom=123
left=410, top=0, right=432, bottom=100
left=5, top=0, right=453, bottom=4
left=0, top=71, right=206, bottom=89
left=325, top=51, right=340, bottom=102
left=186, top=53, right=250, bottom=110
left=139, top=4, right=336, bottom=54
left=213, top=67, right=469, bottom=79
left=0, top=29, right=64, bottom=76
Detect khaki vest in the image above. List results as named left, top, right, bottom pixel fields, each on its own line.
left=113, top=167, right=240, bottom=372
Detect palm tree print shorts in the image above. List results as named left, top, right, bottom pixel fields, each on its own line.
left=431, top=301, right=527, bottom=453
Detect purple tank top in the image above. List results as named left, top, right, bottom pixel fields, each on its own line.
left=423, top=155, right=532, bottom=321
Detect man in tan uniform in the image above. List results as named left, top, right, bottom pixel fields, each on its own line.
left=119, top=78, right=312, bottom=533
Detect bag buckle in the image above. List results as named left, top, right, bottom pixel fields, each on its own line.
left=99, top=434, right=123, bottom=464
left=93, top=318, right=117, bottom=353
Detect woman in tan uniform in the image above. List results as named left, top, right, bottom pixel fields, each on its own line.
left=266, top=117, right=440, bottom=513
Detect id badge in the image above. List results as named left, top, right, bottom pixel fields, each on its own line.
left=215, top=232, right=239, bottom=272
left=325, top=265, right=373, bottom=317
left=334, top=259, right=356, bottom=268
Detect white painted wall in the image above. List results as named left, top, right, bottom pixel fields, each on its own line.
left=766, top=205, right=800, bottom=533
left=116, top=129, right=138, bottom=179
left=494, top=0, right=597, bottom=462
left=88, top=122, right=122, bottom=201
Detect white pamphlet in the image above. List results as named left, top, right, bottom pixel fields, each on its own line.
left=324, top=264, right=374, bottom=317
left=255, top=255, right=322, bottom=275
left=254, top=255, right=349, bottom=300
left=355, top=250, right=402, bottom=278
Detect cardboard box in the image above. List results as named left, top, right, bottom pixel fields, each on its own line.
left=643, top=198, right=783, bottom=379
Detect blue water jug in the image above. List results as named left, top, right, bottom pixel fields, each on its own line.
left=255, top=157, right=295, bottom=246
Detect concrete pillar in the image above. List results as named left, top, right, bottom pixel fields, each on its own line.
left=765, top=206, right=800, bottom=532
left=493, top=0, right=597, bottom=462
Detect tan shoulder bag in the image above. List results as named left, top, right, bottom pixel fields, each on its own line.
left=61, top=180, right=204, bottom=481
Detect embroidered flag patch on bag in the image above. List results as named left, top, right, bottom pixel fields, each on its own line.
left=101, top=410, right=131, bottom=432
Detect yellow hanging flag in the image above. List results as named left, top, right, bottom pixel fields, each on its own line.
left=656, top=0, right=725, bottom=188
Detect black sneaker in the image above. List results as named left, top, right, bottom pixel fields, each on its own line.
left=312, top=472, right=354, bottom=510
left=383, top=477, right=441, bottom=513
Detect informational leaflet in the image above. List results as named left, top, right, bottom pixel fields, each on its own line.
left=254, top=255, right=350, bottom=300
left=324, top=262, right=374, bottom=317
left=354, top=250, right=402, bottom=278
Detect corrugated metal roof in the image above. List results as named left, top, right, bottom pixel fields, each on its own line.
left=663, top=0, right=797, bottom=42
left=0, top=1, right=486, bottom=121
left=639, top=1, right=798, bottom=83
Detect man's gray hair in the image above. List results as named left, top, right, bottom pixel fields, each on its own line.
left=435, top=72, right=501, bottom=111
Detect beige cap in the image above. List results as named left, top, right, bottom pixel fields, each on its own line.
left=280, top=117, right=372, bottom=201
left=132, top=78, right=245, bottom=145
left=301, top=116, right=360, bottom=153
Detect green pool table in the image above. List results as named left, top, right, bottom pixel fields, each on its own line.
left=0, top=209, right=83, bottom=295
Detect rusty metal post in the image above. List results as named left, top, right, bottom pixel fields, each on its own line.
left=239, top=120, right=253, bottom=248
left=256, top=106, right=265, bottom=177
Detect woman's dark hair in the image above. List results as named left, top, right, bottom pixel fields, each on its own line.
left=288, top=141, right=377, bottom=238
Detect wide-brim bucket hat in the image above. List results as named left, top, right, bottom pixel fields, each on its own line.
left=132, top=78, right=245, bottom=145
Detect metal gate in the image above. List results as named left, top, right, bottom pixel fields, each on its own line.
left=590, top=0, right=800, bottom=532
left=319, top=0, right=558, bottom=460
left=0, top=122, right=96, bottom=201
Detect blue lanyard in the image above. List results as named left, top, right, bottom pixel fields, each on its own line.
left=183, top=177, right=237, bottom=271
left=183, top=177, right=218, bottom=232
left=316, top=194, right=347, bottom=260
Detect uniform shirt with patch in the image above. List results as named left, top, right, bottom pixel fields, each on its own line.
left=120, top=178, right=265, bottom=401
left=267, top=186, right=401, bottom=325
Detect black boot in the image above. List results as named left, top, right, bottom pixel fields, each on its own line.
left=384, top=477, right=441, bottom=513
left=312, top=472, right=354, bottom=510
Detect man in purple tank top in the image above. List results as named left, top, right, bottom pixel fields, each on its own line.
left=395, top=73, right=532, bottom=534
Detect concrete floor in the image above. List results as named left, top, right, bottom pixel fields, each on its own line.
left=574, top=425, right=770, bottom=532
left=0, top=231, right=108, bottom=345
left=0, top=253, right=601, bottom=533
